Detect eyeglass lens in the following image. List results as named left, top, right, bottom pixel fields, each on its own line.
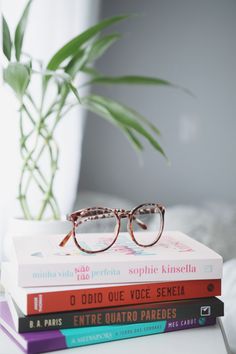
left=131, top=204, right=163, bottom=246
left=74, top=208, right=119, bottom=252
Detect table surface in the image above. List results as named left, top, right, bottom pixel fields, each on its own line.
left=0, top=319, right=230, bottom=354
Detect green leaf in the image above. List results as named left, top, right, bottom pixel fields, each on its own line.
left=67, top=82, right=81, bottom=103
left=46, top=15, right=129, bottom=72
left=87, top=33, right=121, bottom=63
left=2, top=15, right=12, bottom=61
left=84, top=74, right=194, bottom=96
left=14, top=0, right=32, bottom=61
left=80, top=66, right=100, bottom=77
left=82, top=94, right=143, bottom=152
left=83, top=94, right=166, bottom=158
left=86, top=75, right=174, bottom=86
left=34, top=69, right=71, bottom=82
left=82, top=95, right=117, bottom=125
left=65, top=49, right=89, bottom=78
left=83, top=88, right=161, bottom=137
left=65, top=34, right=121, bottom=79
left=123, top=127, right=144, bottom=152
left=118, top=104, right=162, bottom=137
left=4, top=63, right=30, bottom=100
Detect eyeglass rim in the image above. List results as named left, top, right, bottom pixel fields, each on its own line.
left=72, top=208, right=121, bottom=254
left=128, top=203, right=165, bottom=247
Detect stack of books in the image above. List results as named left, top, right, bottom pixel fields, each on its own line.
left=0, top=231, right=224, bottom=354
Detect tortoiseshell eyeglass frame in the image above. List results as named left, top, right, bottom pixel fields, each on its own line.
left=59, top=203, right=165, bottom=254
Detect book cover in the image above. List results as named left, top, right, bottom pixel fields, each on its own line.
left=0, top=301, right=216, bottom=354
left=2, top=262, right=221, bottom=315
left=8, top=231, right=222, bottom=287
left=7, top=294, right=224, bottom=333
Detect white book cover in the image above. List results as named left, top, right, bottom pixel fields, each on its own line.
left=7, top=231, right=222, bottom=287
left=1, top=262, right=152, bottom=315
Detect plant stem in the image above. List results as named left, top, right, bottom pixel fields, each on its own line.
left=19, top=94, right=61, bottom=219
left=18, top=106, right=33, bottom=219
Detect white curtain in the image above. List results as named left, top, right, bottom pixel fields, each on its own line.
left=0, top=0, right=100, bottom=260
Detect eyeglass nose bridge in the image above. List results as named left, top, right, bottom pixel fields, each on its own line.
left=116, top=210, right=133, bottom=236
left=114, top=209, right=134, bottom=238
left=117, top=210, right=131, bottom=218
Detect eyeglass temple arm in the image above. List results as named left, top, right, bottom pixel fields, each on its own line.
left=59, top=229, right=74, bottom=247
left=133, top=217, right=148, bottom=230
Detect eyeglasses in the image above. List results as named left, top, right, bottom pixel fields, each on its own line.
left=59, top=203, right=165, bottom=254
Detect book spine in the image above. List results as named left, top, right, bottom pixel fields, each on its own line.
left=18, top=257, right=222, bottom=287
left=28, top=317, right=216, bottom=353
left=20, top=297, right=223, bottom=332
left=26, top=279, right=221, bottom=315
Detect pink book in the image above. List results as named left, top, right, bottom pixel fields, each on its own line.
left=6, top=231, right=222, bottom=287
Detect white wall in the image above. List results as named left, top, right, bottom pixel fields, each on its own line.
left=79, top=0, right=236, bottom=206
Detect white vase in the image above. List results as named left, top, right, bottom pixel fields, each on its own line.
left=3, top=218, right=72, bottom=261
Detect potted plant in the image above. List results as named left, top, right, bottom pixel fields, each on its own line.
left=2, top=0, right=183, bottom=240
